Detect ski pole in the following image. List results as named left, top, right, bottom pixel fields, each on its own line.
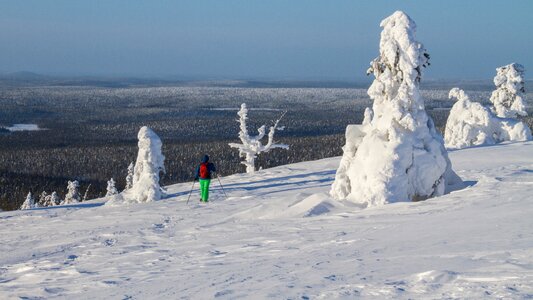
left=186, top=180, right=196, bottom=204
left=216, top=174, right=228, bottom=200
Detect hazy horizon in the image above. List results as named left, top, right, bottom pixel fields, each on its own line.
left=1, top=1, right=532, bottom=80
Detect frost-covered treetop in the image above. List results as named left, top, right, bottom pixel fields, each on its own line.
left=493, top=63, right=525, bottom=95
left=368, top=10, right=429, bottom=86
left=366, top=10, right=431, bottom=133
left=490, top=63, right=527, bottom=118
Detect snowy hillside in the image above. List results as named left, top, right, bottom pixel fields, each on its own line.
left=1, top=142, right=532, bottom=299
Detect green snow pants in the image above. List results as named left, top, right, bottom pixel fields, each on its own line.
left=199, top=179, right=211, bottom=202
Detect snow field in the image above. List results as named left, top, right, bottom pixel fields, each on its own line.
left=1, top=141, right=532, bottom=299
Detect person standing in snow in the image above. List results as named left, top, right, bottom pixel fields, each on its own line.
left=195, top=155, right=217, bottom=202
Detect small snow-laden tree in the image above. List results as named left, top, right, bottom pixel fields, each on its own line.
left=44, top=191, right=61, bottom=206
left=106, top=178, right=118, bottom=196
left=229, top=103, right=289, bottom=173
left=125, top=162, right=134, bottom=190
left=489, top=63, right=527, bottom=118
left=444, top=88, right=498, bottom=149
left=20, top=192, right=35, bottom=210
left=331, top=108, right=373, bottom=199
left=108, top=126, right=165, bottom=205
left=38, top=191, right=48, bottom=207
left=62, top=180, right=81, bottom=205
left=332, top=11, right=462, bottom=207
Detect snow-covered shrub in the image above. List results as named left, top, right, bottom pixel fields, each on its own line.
left=108, top=126, right=165, bottom=205
left=106, top=178, right=118, bottom=196
left=444, top=88, right=498, bottom=148
left=125, top=162, right=134, bottom=190
left=490, top=63, right=527, bottom=118
left=62, top=180, right=80, bottom=205
left=20, top=192, right=35, bottom=210
left=445, top=88, right=531, bottom=149
left=331, top=11, right=462, bottom=206
left=229, top=103, right=289, bottom=173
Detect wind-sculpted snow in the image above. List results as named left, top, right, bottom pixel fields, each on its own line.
left=1, top=141, right=532, bottom=299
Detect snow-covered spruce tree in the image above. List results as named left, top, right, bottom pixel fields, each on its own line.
left=331, top=11, right=462, bottom=206
left=62, top=180, right=81, bottom=205
left=110, top=126, right=165, bottom=204
left=444, top=88, right=498, bottom=149
left=20, top=192, right=35, bottom=210
left=106, top=178, right=118, bottom=197
left=125, top=162, right=134, bottom=190
left=46, top=191, right=61, bottom=206
left=38, top=191, right=48, bottom=207
left=490, top=63, right=527, bottom=118
left=229, top=103, right=288, bottom=173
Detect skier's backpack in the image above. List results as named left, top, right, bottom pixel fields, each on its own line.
left=199, top=162, right=210, bottom=179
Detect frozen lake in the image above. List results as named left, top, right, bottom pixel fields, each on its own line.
left=3, top=124, right=41, bottom=132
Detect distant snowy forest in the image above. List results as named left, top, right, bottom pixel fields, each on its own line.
left=0, top=83, right=532, bottom=210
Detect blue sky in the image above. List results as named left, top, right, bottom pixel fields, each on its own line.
left=0, top=0, right=532, bottom=80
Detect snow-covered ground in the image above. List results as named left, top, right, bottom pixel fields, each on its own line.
left=1, top=142, right=532, bottom=299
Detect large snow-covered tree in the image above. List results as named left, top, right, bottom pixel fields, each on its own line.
left=20, top=192, right=35, bottom=210
left=490, top=63, right=527, bottom=118
left=229, top=103, right=288, bottom=173
left=112, top=126, right=166, bottom=204
left=106, top=178, right=118, bottom=197
left=62, top=180, right=81, bottom=205
left=331, top=11, right=462, bottom=206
